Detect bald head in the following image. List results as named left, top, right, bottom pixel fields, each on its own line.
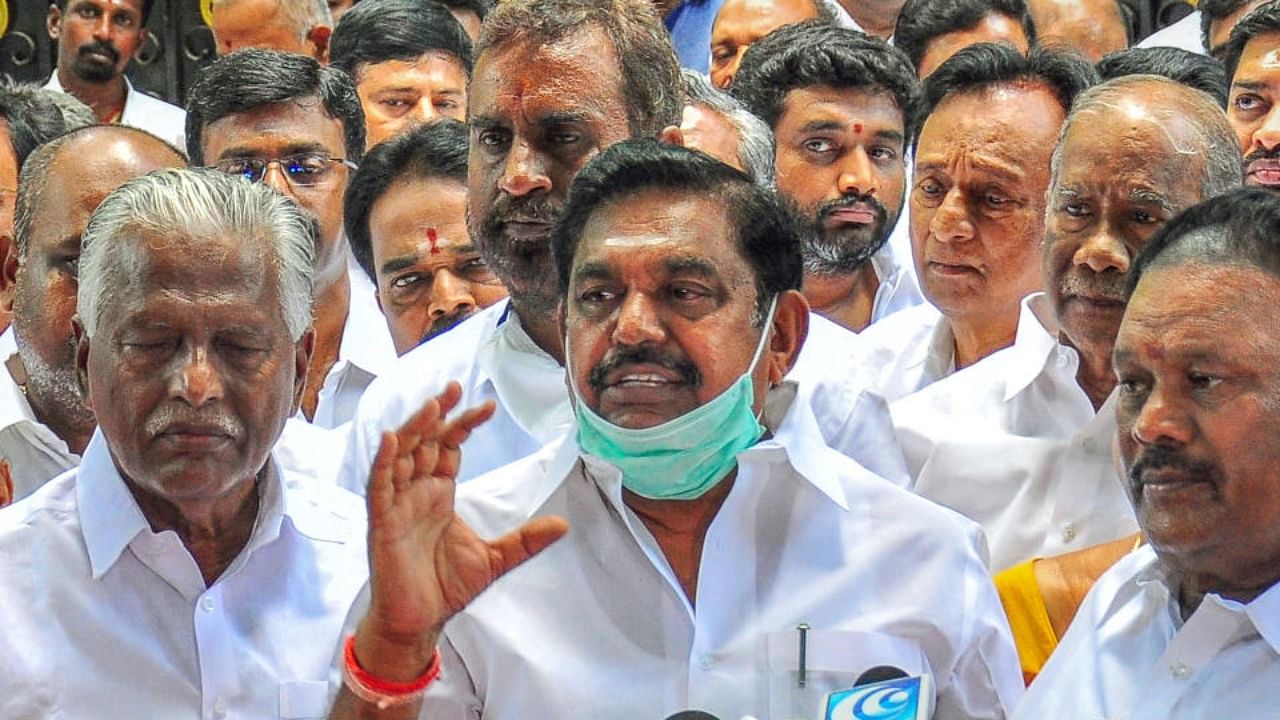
left=1052, top=75, right=1242, bottom=201
left=9, top=125, right=184, bottom=453
left=1027, top=0, right=1128, bottom=62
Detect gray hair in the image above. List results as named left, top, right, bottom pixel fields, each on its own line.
left=210, top=0, right=332, bottom=40
left=0, top=77, right=94, bottom=143
left=1050, top=74, right=1242, bottom=200
left=681, top=69, right=776, bottom=188
left=78, top=168, right=315, bottom=340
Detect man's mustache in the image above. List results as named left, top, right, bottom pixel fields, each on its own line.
left=1127, top=445, right=1221, bottom=491
left=421, top=308, right=474, bottom=344
left=78, top=39, right=120, bottom=65
left=587, top=345, right=702, bottom=393
left=815, top=191, right=887, bottom=223
left=1059, top=269, right=1127, bottom=303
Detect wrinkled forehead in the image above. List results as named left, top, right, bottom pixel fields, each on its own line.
left=571, top=191, right=748, bottom=287
left=109, top=230, right=275, bottom=309
left=1054, top=104, right=1202, bottom=191
left=469, top=28, right=626, bottom=120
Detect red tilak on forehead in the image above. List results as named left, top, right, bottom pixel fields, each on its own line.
left=854, top=123, right=863, bottom=134
left=427, top=227, right=441, bottom=255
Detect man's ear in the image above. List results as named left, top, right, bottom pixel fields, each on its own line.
left=306, top=25, right=332, bottom=64
left=767, top=289, right=809, bottom=384
left=47, top=4, right=62, bottom=41
left=0, top=234, right=17, bottom=314
left=291, top=328, right=316, bottom=414
left=658, top=124, right=685, bottom=148
left=72, top=316, right=93, bottom=411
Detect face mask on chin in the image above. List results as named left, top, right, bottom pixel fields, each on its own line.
left=568, top=295, right=777, bottom=501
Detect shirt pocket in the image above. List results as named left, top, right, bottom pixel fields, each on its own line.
left=279, top=680, right=330, bottom=719
left=765, top=630, right=930, bottom=720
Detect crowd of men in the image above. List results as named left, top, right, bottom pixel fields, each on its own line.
left=0, top=0, right=1276, bottom=717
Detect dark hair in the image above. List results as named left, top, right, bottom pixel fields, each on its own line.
left=343, top=119, right=469, bottom=282
left=474, top=0, right=683, bottom=137
left=731, top=21, right=922, bottom=140
left=185, top=48, right=366, bottom=165
left=1223, top=0, right=1280, bottom=82
left=54, top=0, right=154, bottom=24
left=894, top=0, right=1036, bottom=73
left=551, top=138, right=802, bottom=323
left=330, top=0, right=473, bottom=80
left=916, top=43, right=1096, bottom=145
left=1202, top=0, right=1260, bottom=55
left=435, top=0, right=492, bottom=19
left=1127, top=187, right=1280, bottom=297
left=1097, top=46, right=1229, bottom=107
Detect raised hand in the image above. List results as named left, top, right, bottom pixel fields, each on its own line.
left=354, top=382, right=569, bottom=682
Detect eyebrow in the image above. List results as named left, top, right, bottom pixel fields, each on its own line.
left=572, top=260, right=614, bottom=285
left=1130, top=188, right=1177, bottom=214
left=214, top=141, right=332, bottom=160
left=379, top=244, right=479, bottom=275
left=663, top=256, right=719, bottom=278
left=1232, top=80, right=1272, bottom=92
left=799, top=120, right=904, bottom=142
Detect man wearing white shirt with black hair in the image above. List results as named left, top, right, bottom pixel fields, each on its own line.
left=1015, top=187, right=1280, bottom=719
left=186, top=49, right=396, bottom=429
left=340, top=0, right=910, bottom=493
left=43, top=0, right=187, bottom=150
left=844, top=43, right=1093, bottom=403
left=329, top=140, right=1021, bottom=720
left=893, top=76, right=1243, bottom=572
left=0, top=169, right=368, bottom=717
left=731, top=22, right=925, bottom=335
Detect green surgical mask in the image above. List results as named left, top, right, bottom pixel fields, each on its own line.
left=569, top=296, right=777, bottom=501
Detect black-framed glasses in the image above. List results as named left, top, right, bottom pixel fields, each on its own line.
left=210, top=153, right=357, bottom=188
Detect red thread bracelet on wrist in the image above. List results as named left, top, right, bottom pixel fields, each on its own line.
left=343, top=634, right=442, bottom=704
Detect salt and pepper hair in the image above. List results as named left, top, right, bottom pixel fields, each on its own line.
left=210, top=0, right=333, bottom=39
left=681, top=70, right=775, bottom=188
left=1050, top=75, right=1243, bottom=201
left=78, top=168, right=316, bottom=341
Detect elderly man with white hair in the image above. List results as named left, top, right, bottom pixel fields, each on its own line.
left=0, top=168, right=367, bottom=717
left=208, top=0, right=335, bottom=60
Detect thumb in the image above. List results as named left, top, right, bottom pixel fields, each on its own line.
left=487, top=516, right=569, bottom=579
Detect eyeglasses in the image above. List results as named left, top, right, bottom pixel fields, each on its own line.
left=210, top=153, right=357, bottom=188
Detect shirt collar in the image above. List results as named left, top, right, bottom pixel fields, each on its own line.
left=77, top=428, right=339, bottom=579
left=0, top=354, right=43, bottom=433
left=339, top=258, right=397, bottom=378
left=78, top=430, right=155, bottom=579
left=1002, top=293, right=1068, bottom=402
left=1246, top=578, right=1280, bottom=656
left=1125, top=547, right=1280, bottom=655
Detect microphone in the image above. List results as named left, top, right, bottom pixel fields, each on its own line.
left=664, top=712, right=722, bottom=720
left=824, top=666, right=934, bottom=720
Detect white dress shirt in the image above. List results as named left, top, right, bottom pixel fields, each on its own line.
left=845, top=303, right=949, bottom=402
left=866, top=236, right=926, bottom=328
left=44, top=72, right=188, bottom=151
left=1137, top=11, right=1205, bottom=54
left=891, top=294, right=1138, bottom=571
left=341, top=384, right=1023, bottom=719
left=0, top=430, right=369, bottom=719
left=308, top=260, right=398, bottom=429
left=1014, top=545, right=1280, bottom=719
left=0, top=348, right=80, bottom=501
left=339, top=298, right=910, bottom=492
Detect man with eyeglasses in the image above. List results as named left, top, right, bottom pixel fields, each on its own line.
left=185, top=48, right=396, bottom=429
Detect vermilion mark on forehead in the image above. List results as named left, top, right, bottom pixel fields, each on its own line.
left=427, top=227, right=440, bottom=255
left=854, top=123, right=863, bottom=134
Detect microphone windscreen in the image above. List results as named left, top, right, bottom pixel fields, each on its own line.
left=853, top=665, right=909, bottom=687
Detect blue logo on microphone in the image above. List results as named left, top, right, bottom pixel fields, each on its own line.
left=825, top=676, right=927, bottom=720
